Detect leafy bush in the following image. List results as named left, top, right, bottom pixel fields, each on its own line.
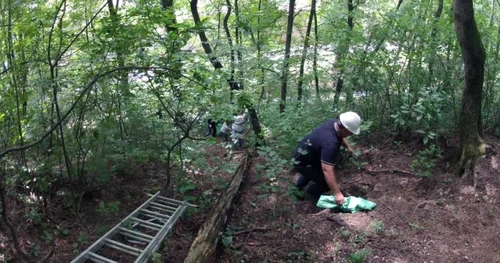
left=370, top=220, right=385, bottom=234
left=410, top=144, right=442, bottom=178
left=177, top=181, right=196, bottom=202
left=390, top=86, right=448, bottom=143
left=258, top=101, right=336, bottom=160
left=96, top=201, right=120, bottom=216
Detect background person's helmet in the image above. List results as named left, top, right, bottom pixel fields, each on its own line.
left=339, top=112, right=361, bottom=135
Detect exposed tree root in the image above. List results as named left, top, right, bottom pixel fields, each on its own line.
left=39, top=249, right=54, bottom=263
left=362, top=168, right=414, bottom=176
left=233, top=227, right=270, bottom=235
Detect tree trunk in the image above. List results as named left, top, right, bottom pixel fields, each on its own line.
left=190, top=0, right=263, bottom=144
left=184, top=154, right=249, bottom=262
left=280, top=0, right=295, bottom=113
left=453, top=0, right=486, bottom=183
left=161, top=0, right=178, bottom=33
left=313, top=7, right=320, bottom=100
left=190, top=0, right=224, bottom=70
left=297, top=0, right=316, bottom=101
left=333, top=0, right=354, bottom=109
left=223, top=0, right=238, bottom=99
left=0, top=172, right=29, bottom=262
left=428, top=0, right=444, bottom=83
left=397, top=0, right=404, bottom=10
left=48, top=1, right=79, bottom=212
left=6, top=0, right=27, bottom=167
left=257, top=0, right=266, bottom=105
left=161, top=0, right=185, bottom=75
left=234, top=0, right=244, bottom=91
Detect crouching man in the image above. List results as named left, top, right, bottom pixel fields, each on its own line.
left=292, top=112, right=361, bottom=204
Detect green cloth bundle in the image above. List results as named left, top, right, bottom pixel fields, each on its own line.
left=316, top=196, right=376, bottom=213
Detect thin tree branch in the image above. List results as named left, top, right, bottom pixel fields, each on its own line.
left=48, top=0, right=66, bottom=64
left=54, top=2, right=108, bottom=65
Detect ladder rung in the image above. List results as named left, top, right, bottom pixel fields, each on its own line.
left=142, top=209, right=170, bottom=219
left=119, top=228, right=153, bottom=243
left=149, top=203, right=176, bottom=213
left=105, top=238, right=141, bottom=256
left=150, top=202, right=177, bottom=212
left=87, top=252, right=118, bottom=263
left=139, top=215, right=167, bottom=224
left=120, top=232, right=150, bottom=244
left=151, top=199, right=179, bottom=211
left=153, top=195, right=183, bottom=203
left=152, top=194, right=197, bottom=208
left=119, top=227, right=154, bottom=240
left=153, top=198, right=182, bottom=208
left=131, top=217, right=162, bottom=230
left=136, top=223, right=161, bottom=232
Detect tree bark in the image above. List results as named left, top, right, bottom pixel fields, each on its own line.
left=184, top=154, right=249, bottom=262
left=453, top=0, right=486, bottom=183
left=280, top=0, right=295, bottom=113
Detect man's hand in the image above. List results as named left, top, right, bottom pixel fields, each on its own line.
left=348, top=148, right=355, bottom=156
left=335, top=192, right=345, bottom=205
left=346, top=148, right=355, bottom=158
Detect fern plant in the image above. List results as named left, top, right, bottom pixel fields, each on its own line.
left=347, top=249, right=371, bottom=263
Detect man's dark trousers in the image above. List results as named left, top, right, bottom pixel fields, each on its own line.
left=295, top=165, right=330, bottom=197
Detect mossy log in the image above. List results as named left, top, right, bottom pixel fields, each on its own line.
left=184, top=154, right=249, bottom=263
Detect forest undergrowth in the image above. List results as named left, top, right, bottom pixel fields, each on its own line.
left=3, top=134, right=499, bottom=263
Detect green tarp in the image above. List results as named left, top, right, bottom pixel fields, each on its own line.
left=316, top=195, right=377, bottom=213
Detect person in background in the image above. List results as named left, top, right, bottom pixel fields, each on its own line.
left=231, top=113, right=248, bottom=149
left=292, top=112, right=361, bottom=204
left=206, top=118, right=217, bottom=137
left=219, top=119, right=232, bottom=143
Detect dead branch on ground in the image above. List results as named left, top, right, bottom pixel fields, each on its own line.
left=363, top=168, right=414, bottom=176
left=233, top=227, right=270, bottom=235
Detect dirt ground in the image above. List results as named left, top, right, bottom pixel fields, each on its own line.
left=2, top=134, right=500, bottom=263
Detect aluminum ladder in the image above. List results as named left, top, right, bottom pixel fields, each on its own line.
left=71, top=191, right=195, bottom=263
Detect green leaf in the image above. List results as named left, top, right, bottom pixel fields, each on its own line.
left=179, top=183, right=196, bottom=194
left=183, top=195, right=196, bottom=202
left=256, top=164, right=266, bottom=170
left=222, top=235, right=233, bottom=247
left=62, top=229, right=71, bottom=236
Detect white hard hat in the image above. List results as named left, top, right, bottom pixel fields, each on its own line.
left=339, top=112, right=361, bottom=135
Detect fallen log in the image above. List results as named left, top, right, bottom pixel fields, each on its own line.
left=184, top=154, right=250, bottom=263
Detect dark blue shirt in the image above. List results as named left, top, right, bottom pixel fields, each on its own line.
left=293, top=118, right=342, bottom=167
